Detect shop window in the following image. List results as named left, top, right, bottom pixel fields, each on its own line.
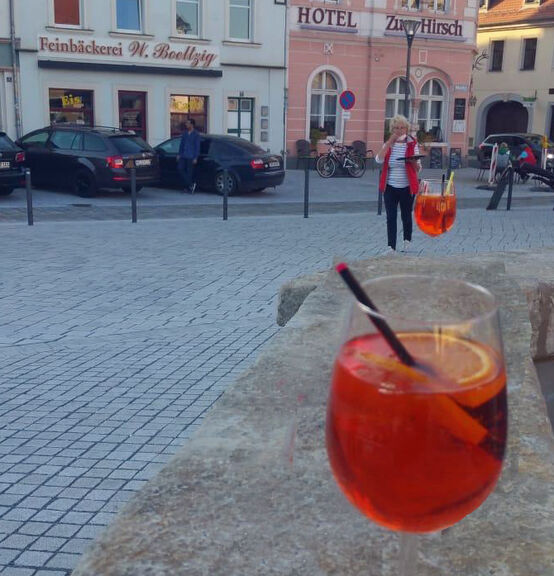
left=54, top=0, right=81, bottom=26
left=116, top=0, right=142, bottom=32
left=229, top=0, right=251, bottom=41
left=227, top=97, right=253, bottom=141
left=170, top=95, right=208, bottom=137
left=176, top=0, right=200, bottom=36
left=49, top=89, right=94, bottom=126
left=521, top=38, right=537, bottom=70
left=384, top=77, right=412, bottom=138
left=417, top=79, right=445, bottom=142
left=119, top=91, right=147, bottom=141
left=309, top=71, right=340, bottom=141
left=489, top=40, right=504, bottom=71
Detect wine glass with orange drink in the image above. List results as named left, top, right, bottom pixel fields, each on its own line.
left=327, top=267, right=507, bottom=574
left=414, top=174, right=457, bottom=237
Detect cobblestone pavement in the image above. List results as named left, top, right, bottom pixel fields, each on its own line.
left=0, top=200, right=553, bottom=574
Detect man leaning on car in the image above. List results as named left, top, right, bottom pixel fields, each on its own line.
left=177, top=118, right=200, bottom=194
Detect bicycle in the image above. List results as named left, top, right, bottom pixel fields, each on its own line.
left=315, top=137, right=366, bottom=178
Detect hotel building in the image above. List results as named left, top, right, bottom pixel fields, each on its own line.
left=286, top=0, right=480, bottom=166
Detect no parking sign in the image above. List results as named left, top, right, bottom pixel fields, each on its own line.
left=339, top=90, right=356, bottom=111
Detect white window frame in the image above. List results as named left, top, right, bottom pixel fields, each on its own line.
left=308, top=70, right=342, bottom=139
left=400, top=0, right=447, bottom=11
left=50, top=0, right=84, bottom=28
left=417, top=78, right=446, bottom=136
left=227, top=0, right=253, bottom=42
left=520, top=37, right=538, bottom=71
left=489, top=39, right=504, bottom=72
left=174, top=0, right=201, bottom=38
left=385, top=77, right=414, bottom=130
left=115, top=0, right=143, bottom=33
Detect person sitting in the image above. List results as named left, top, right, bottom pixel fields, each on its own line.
left=516, top=143, right=537, bottom=183
left=495, top=142, right=510, bottom=179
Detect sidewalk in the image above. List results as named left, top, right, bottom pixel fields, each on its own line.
left=0, top=201, right=553, bottom=573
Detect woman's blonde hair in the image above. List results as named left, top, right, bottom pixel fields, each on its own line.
left=390, top=114, right=410, bottom=130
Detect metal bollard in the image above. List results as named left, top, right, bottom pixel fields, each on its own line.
left=506, top=166, right=514, bottom=211
left=223, top=169, right=228, bottom=221
left=130, top=167, right=137, bottom=223
left=303, top=161, right=310, bottom=218
left=377, top=169, right=383, bottom=215
left=25, top=169, right=33, bottom=226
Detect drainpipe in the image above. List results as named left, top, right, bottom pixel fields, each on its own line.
left=9, top=0, right=22, bottom=138
left=282, top=0, right=289, bottom=159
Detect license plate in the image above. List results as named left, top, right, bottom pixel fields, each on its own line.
left=0, top=161, right=10, bottom=169
left=269, top=161, right=280, bottom=168
left=134, top=159, right=151, bottom=167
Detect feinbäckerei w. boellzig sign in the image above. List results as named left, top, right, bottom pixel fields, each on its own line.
left=38, top=36, right=219, bottom=68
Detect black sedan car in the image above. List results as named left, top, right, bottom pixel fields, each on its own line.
left=0, top=132, right=26, bottom=196
left=155, top=134, right=285, bottom=194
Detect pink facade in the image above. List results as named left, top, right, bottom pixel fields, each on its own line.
left=287, top=0, right=477, bottom=165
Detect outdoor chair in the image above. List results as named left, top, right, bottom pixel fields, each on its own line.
left=295, top=139, right=315, bottom=169
left=352, top=140, right=375, bottom=170
left=476, top=148, right=491, bottom=181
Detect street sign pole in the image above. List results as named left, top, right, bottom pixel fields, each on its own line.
left=339, top=90, right=356, bottom=145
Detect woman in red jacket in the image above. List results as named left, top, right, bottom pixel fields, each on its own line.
left=376, top=115, right=421, bottom=252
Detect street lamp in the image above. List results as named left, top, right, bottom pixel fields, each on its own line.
left=401, top=18, right=421, bottom=119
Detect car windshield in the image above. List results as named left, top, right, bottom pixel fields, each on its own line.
left=110, top=136, right=153, bottom=154
left=0, top=134, right=18, bottom=151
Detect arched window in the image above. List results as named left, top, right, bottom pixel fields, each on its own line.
left=418, top=79, right=446, bottom=142
left=385, top=77, right=411, bottom=137
left=309, top=71, right=341, bottom=138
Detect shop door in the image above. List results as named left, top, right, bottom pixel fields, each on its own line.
left=227, top=97, right=254, bottom=141
left=119, top=91, right=147, bottom=140
left=549, top=105, right=554, bottom=142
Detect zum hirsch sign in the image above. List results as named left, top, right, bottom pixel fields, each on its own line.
left=38, top=36, right=218, bottom=68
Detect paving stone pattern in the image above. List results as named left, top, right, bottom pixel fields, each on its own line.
left=0, top=205, right=553, bottom=574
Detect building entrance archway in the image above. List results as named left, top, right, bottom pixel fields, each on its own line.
left=485, top=101, right=527, bottom=136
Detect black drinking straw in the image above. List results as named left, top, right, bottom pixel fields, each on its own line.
left=335, top=263, right=416, bottom=367
left=441, top=173, right=446, bottom=196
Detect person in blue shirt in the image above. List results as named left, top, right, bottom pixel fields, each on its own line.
left=177, top=118, right=200, bottom=193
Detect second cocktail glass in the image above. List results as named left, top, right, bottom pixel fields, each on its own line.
left=414, top=178, right=457, bottom=237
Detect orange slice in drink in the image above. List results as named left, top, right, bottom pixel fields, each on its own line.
left=397, top=332, right=503, bottom=408
left=354, top=332, right=505, bottom=446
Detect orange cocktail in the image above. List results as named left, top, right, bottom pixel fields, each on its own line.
left=414, top=178, right=456, bottom=237
left=326, top=331, right=507, bottom=533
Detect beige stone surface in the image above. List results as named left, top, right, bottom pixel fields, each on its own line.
left=74, top=252, right=554, bottom=576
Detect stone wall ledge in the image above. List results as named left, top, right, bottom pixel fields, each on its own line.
left=74, top=250, right=554, bottom=576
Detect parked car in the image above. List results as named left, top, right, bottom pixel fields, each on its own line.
left=478, top=133, right=554, bottom=168
left=16, top=125, right=159, bottom=197
left=0, top=132, right=26, bottom=196
left=155, top=134, right=285, bottom=194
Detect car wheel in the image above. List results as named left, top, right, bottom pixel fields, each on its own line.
left=0, top=187, right=14, bottom=196
left=73, top=170, right=97, bottom=198
left=214, top=171, right=237, bottom=195
left=122, top=185, right=143, bottom=194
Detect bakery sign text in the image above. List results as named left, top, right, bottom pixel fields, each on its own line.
left=38, top=36, right=218, bottom=68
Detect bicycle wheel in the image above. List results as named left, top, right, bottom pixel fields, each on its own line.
left=316, top=155, right=337, bottom=178
left=347, top=154, right=366, bottom=178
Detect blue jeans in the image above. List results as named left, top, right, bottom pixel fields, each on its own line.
left=178, top=158, right=195, bottom=190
